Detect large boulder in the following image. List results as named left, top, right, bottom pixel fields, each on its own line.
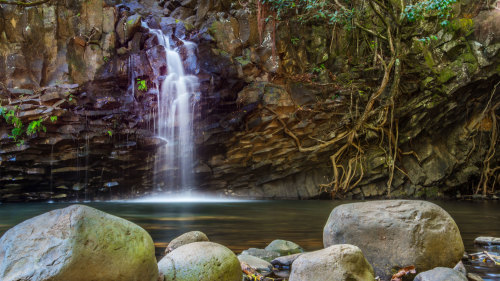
left=158, top=241, right=241, bottom=281
left=289, top=244, right=375, bottom=281
left=323, top=200, right=464, bottom=281
left=414, top=267, right=467, bottom=281
left=0, top=204, right=158, bottom=281
left=165, top=231, right=209, bottom=254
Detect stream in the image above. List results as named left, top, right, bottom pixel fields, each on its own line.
left=0, top=200, right=499, bottom=280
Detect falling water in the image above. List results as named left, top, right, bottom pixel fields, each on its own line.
left=146, top=27, right=198, bottom=192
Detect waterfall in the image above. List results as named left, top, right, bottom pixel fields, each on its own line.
left=146, top=26, right=198, bottom=193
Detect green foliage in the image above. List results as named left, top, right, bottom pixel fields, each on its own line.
left=65, top=91, right=75, bottom=102
left=107, top=130, right=113, bottom=137
left=404, top=0, right=457, bottom=23
left=26, top=118, right=46, bottom=136
left=1, top=107, right=51, bottom=145
left=137, top=78, right=148, bottom=91
left=418, top=35, right=439, bottom=44
left=50, top=116, right=58, bottom=123
left=1, top=107, right=23, bottom=144
left=261, top=0, right=355, bottom=28
left=311, top=63, right=326, bottom=74
left=291, top=37, right=300, bottom=45
left=103, top=56, right=109, bottom=63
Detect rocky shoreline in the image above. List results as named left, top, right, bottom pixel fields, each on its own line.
left=1, top=200, right=498, bottom=281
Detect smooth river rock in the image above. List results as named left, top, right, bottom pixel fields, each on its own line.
left=414, top=267, right=467, bottom=281
left=271, top=253, right=303, bottom=267
left=323, top=200, right=464, bottom=281
left=0, top=204, right=158, bottom=281
left=265, top=239, right=304, bottom=255
left=474, top=236, right=500, bottom=247
left=165, top=230, right=209, bottom=254
left=158, top=241, right=241, bottom=281
left=237, top=254, right=272, bottom=273
left=240, top=248, right=280, bottom=262
left=289, top=244, right=375, bottom=281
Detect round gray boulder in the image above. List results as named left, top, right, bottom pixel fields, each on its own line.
left=323, top=200, right=464, bottom=281
left=158, top=241, right=241, bottom=281
left=289, top=244, right=375, bottom=281
left=414, top=267, right=467, bottom=281
left=165, top=231, right=209, bottom=254
left=0, top=204, right=158, bottom=281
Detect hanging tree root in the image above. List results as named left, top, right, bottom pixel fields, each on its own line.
left=474, top=81, right=500, bottom=196
left=263, top=55, right=399, bottom=197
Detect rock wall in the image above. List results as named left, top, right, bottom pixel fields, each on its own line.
left=0, top=0, right=499, bottom=201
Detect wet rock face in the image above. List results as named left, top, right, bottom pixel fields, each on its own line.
left=0, top=1, right=116, bottom=87
left=1, top=0, right=499, bottom=201
left=323, top=200, right=465, bottom=281
left=0, top=204, right=158, bottom=281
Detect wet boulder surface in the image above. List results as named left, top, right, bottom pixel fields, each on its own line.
left=323, top=200, right=465, bottom=280
left=0, top=204, right=158, bottom=281
left=288, top=244, right=375, bottom=281
left=414, top=267, right=468, bottom=281
left=158, top=241, right=241, bottom=281
left=165, top=230, right=209, bottom=254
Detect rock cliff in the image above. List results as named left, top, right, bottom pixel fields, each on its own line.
left=0, top=0, right=499, bottom=201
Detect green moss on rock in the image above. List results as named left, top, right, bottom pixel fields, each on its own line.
left=438, top=68, right=456, bottom=83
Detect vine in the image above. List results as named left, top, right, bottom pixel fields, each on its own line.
left=261, top=0, right=463, bottom=197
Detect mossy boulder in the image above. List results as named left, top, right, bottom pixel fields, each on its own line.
left=158, top=242, right=241, bottom=281
left=0, top=204, right=158, bottom=281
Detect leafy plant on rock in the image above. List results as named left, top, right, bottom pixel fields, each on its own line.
left=1, top=106, right=55, bottom=146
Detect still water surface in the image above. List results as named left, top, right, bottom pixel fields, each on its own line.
left=0, top=200, right=499, bottom=280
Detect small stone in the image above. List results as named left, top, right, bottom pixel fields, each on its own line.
left=270, top=253, right=303, bottom=268
left=165, top=231, right=209, bottom=254
left=474, top=236, right=500, bottom=247
left=453, top=261, right=467, bottom=276
left=264, top=239, right=304, bottom=256
left=414, top=267, right=467, bottom=281
left=240, top=248, right=280, bottom=262
left=466, top=273, right=484, bottom=281
left=237, top=254, right=272, bottom=274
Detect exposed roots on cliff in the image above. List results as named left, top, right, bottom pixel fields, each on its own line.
left=474, top=81, right=500, bottom=195
left=265, top=55, right=402, bottom=197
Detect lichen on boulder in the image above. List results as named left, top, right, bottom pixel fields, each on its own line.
left=0, top=204, right=158, bottom=281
